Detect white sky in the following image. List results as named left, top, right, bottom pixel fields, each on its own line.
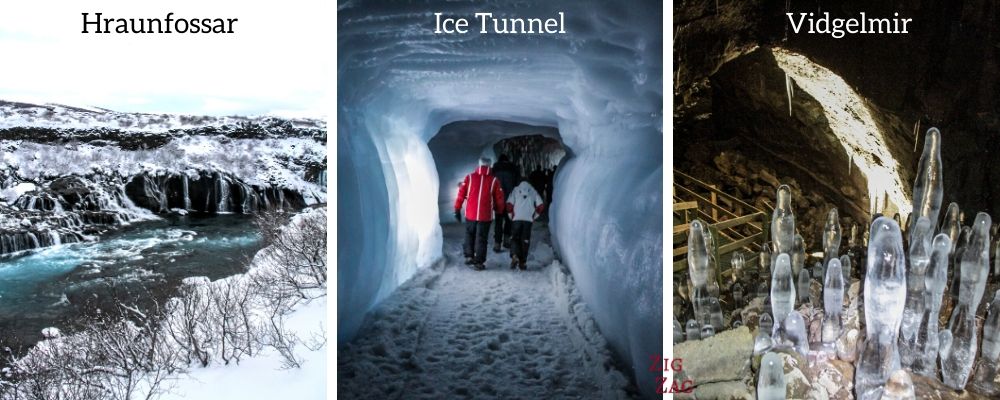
left=0, top=0, right=330, bottom=118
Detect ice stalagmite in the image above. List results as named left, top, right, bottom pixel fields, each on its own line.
left=840, top=254, right=852, bottom=282
left=823, top=258, right=844, bottom=346
left=792, top=234, right=806, bottom=277
left=686, top=319, right=700, bottom=341
left=823, top=208, right=842, bottom=267
left=812, top=261, right=823, bottom=279
left=733, top=282, right=744, bottom=306
left=707, top=297, right=724, bottom=332
left=772, top=185, right=796, bottom=256
left=909, top=128, right=944, bottom=238
left=701, top=323, right=716, bottom=338
left=758, top=352, right=787, bottom=400
left=771, top=254, right=796, bottom=334
left=688, top=220, right=720, bottom=330
left=942, top=203, right=961, bottom=254
left=940, top=212, right=991, bottom=389
left=855, top=217, right=906, bottom=400
left=972, top=291, right=1000, bottom=392
left=797, top=268, right=811, bottom=304
left=785, top=310, right=808, bottom=355
left=732, top=251, right=745, bottom=284
left=761, top=245, right=772, bottom=277
left=759, top=313, right=774, bottom=335
left=899, top=217, right=933, bottom=368
left=982, top=291, right=1000, bottom=364
left=911, top=233, right=951, bottom=377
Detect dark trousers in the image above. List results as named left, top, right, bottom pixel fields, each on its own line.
left=464, top=220, right=492, bottom=263
left=494, top=212, right=511, bottom=245
left=510, top=221, right=533, bottom=261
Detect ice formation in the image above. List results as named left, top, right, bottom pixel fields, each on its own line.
left=759, top=313, right=774, bottom=335
left=754, top=331, right=774, bottom=356
left=823, top=208, right=842, bottom=266
left=686, top=319, right=701, bottom=341
left=899, top=217, right=932, bottom=367
left=911, top=233, right=951, bottom=377
left=797, top=268, right=811, bottom=304
left=822, top=258, right=844, bottom=346
left=840, top=254, right=852, bottom=282
left=855, top=217, right=906, bottom=400
left=731, top=251, right=745, bottom=283
left=338, top=1, right=663, bottom=393
left=771, top=254, right=796, bottom=334
left=732, top=281, right=745, bottom=306
left=908, top=128, right=943, bottom=239
left=940, top=212, right=991, bottom=389
left=673, top=318, right=684, bottom=343
left=758, top=352, right=786, bottom=400
left=688, top=220, right=723, bottom=331
left=981, top=291, right=1000, bottom=365
left=942, top=203, right=961, bottom=254
left=784, top=310, right=808, bottom=355
left=792, top=234, right=806, bottom=277
left=771, top=185, right=796, bottom=256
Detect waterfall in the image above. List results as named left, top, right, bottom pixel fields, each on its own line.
left=217, top=174, right=231, bottom=213
left=182, top=175, right=192, bottom=210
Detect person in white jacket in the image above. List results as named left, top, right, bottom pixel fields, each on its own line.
left=505, top=179, right=545, bottom=270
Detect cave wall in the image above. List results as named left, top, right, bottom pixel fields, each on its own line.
left=675, top=0, right=1000, bottom=222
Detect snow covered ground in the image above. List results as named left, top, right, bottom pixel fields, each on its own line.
left=157, top=298, right=327, bottom=400
left=338, top=224, right=635, bottom=399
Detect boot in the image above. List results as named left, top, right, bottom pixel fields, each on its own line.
left=465, top=256, right=474, bottom=265
left=475, top=262, right=486, bottom=271
left=510, top=255, right=519, bottom=270
left=503, top=237, right=511, bottom=249
left=519, top=260, right=527, bottom=271
left=493, top=242, right=502, bottom=253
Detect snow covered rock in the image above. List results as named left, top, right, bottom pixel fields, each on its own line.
left=674, top=326, right=753, bottom=385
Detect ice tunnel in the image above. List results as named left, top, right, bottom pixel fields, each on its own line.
left=428, top=121, right=565, bottom=223
left=338, top=0, right=662, bottom=395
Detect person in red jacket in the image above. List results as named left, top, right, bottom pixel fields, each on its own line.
left=454, top=157, right=506, bottom=270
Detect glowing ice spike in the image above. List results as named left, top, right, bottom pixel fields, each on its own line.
left=687, top=220, right=710, bottom=288
left=941, top=212, right=991, bottom=389
left=770, top=253, right=796, bottom=332
left=792, top=234, right=805, bottom=277
left=822, top=258, right=844, bottom=345
left=784, top=310, right=808, bottom=355
left=912, top=233, right=951, bottom=377
left=880, top=370, right=916, bottom=400
left=823, top=208, right=842, bottom=266
left=855, top=217, right=907, bottom=400
left=731, top=251, right=745, bottom=284
left=797, top=268, right=811, bottom=304
left=909, top=128, right=944, bottom=240
left=981, top=291, right=1000, bottom=364
left=758, top=352, right=787, bottom=400
left=771, top=185, right=796, bottom=255
left=899, top=217, right=932, bottom=367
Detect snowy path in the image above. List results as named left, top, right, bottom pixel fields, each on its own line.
left=339, top=224, right=634, bottom=399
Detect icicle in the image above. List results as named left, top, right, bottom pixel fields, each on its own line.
left=770, top=253, right=796, bottom=334
left=899, top=217, right=933, bottom=368
left=822, top=258, right=844, bottom=347
left=785, top=72, right=794, bottom=117
left=940, top=212, right=991, bottom=389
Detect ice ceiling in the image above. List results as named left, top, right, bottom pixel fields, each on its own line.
left=338, top=0, right=662, bottom=395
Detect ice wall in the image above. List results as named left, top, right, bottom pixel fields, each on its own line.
left=338, top=1, right=662, bottom=395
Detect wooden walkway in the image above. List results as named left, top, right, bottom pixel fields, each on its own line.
left=673, top=171, right=771, bottom=282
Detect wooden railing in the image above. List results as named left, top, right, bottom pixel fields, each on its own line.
left=673, top=171, right=770, bottom=281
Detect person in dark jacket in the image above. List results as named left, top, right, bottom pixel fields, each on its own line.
left=454, top=157, right=506, bottom=270
left=491, top=154, right=518, bottom=252
left=506, top=179, right=545, bottom=270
